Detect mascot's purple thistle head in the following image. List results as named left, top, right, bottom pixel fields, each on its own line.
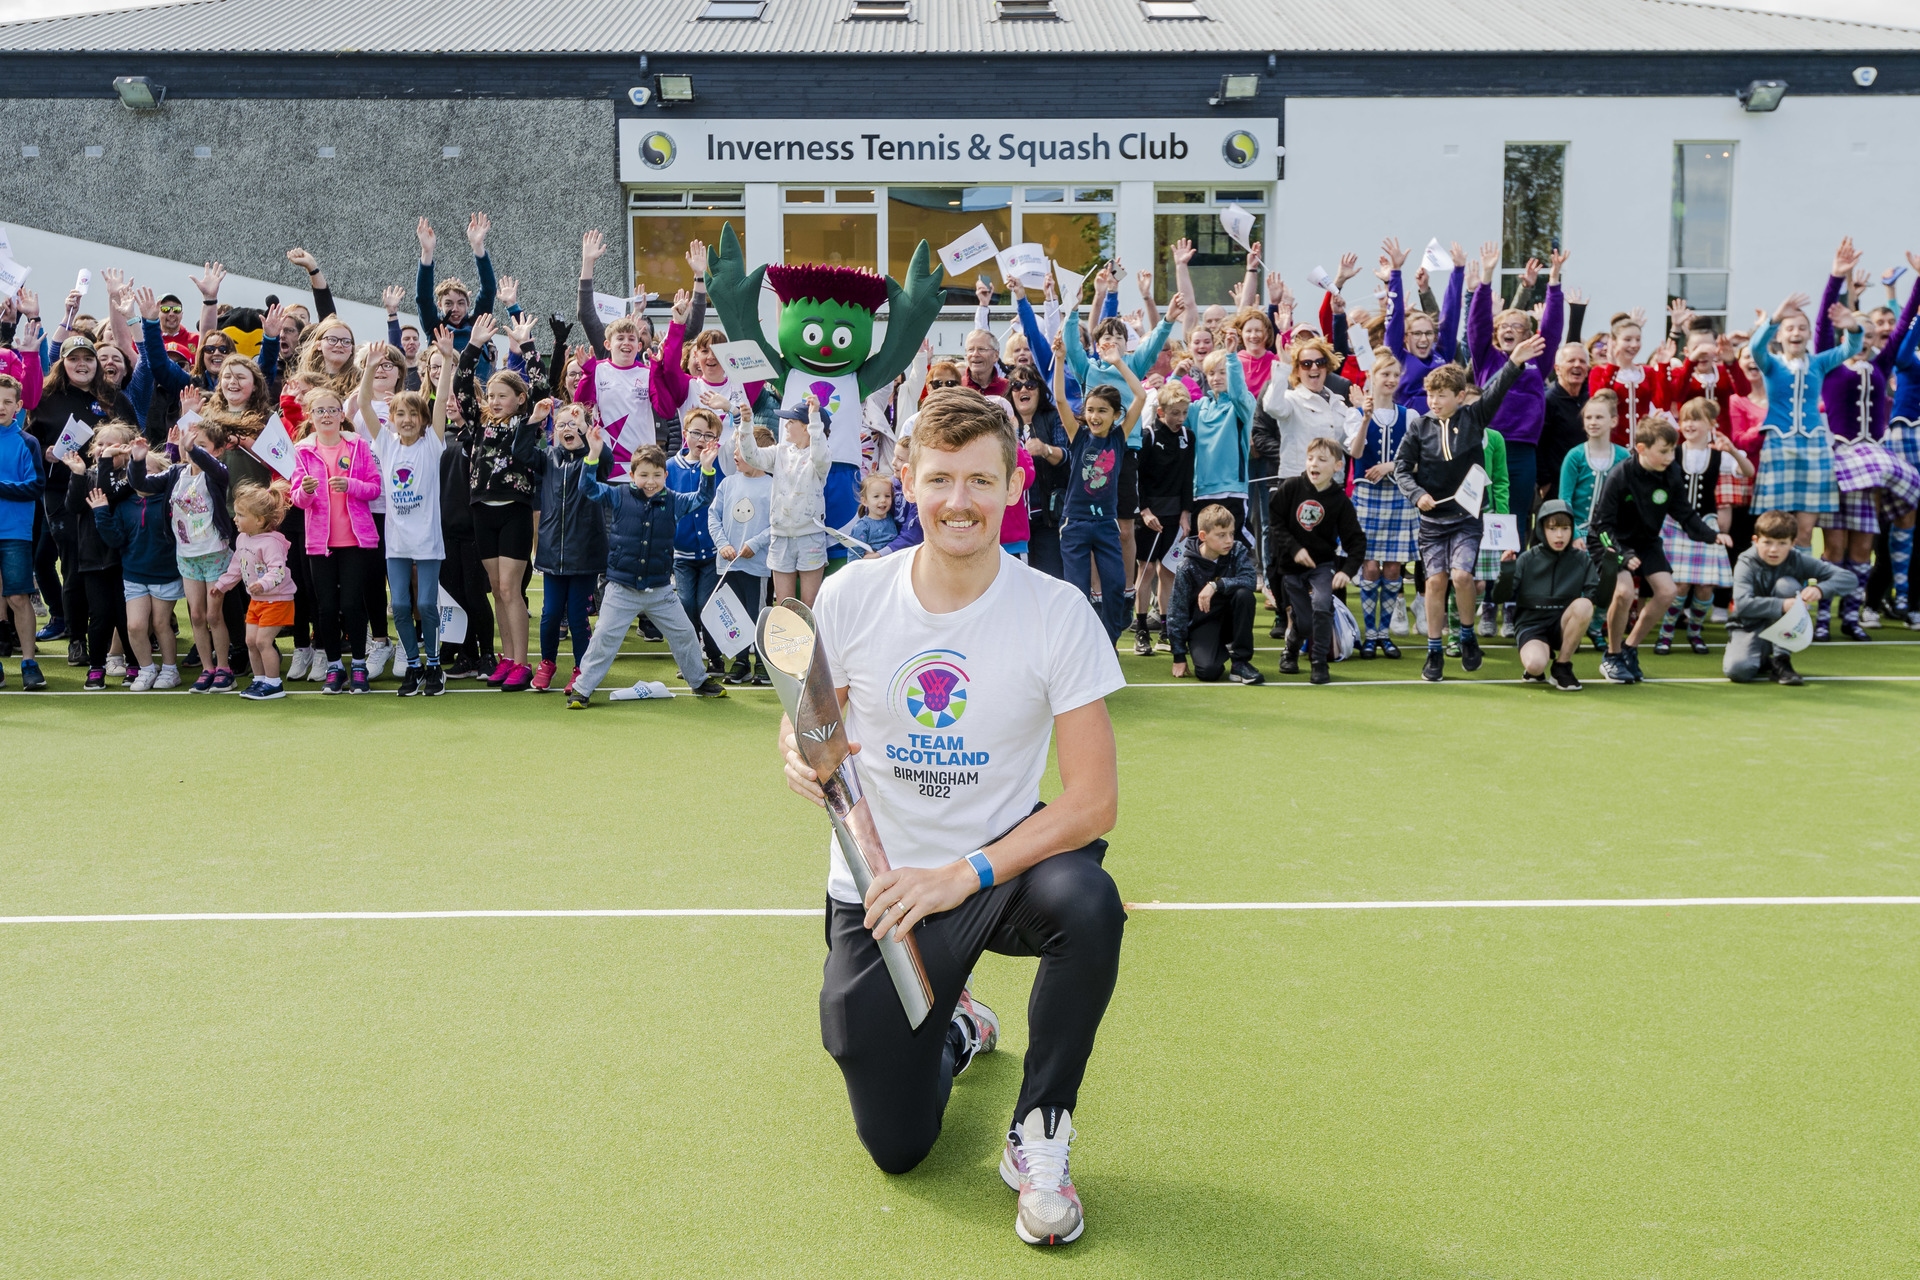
left=768, top=264, right=886, bottom=375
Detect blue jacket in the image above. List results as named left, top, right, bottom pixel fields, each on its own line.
left=532, top=442, right=610, bottom=577
left=416, top=253, right=498, bottom=376
left=0, top=414, right=46, bottom=540
left=582, top=464, right=717, bottom=590
left=1064, top=311, right=1173, bottom=447
left=127, top=318, right=193, bottom=436
left=667, top=451, right=719, bottom=560
left=96, top=486, right=178, bottom=584
left=1189, top=356, right=1255, bottom=499
left=1750, top=321, right=1860, bottom=440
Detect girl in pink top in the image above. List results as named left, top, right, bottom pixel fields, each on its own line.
left=289, top=384, right=382, bottom=693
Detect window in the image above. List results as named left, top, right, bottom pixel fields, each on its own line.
left=997, top=0, right=1057, bottom=16
left=629, top=189, right=745, bottom=310
left=889, top=187, right=1014, bottom=306
left=1153, top=187, right=1265, bottom=306
left=698, top=0, right=765, bottom=16
left=1671, top=143, right=1735, bottom=325
left=1140, top=0, right=1203, bottom=16
left=783, top=187, right=879, bottom=271
left=1501, top=143, right=1564, bottom=306
left=848, top=0, right=909, bottom=17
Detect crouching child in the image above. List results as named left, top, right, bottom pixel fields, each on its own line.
left=1492, top=498, right=1599, bottom=691
left=1166, top=502, right=1261, bottom=684
left=1725, top=508, right=1858, bottom=686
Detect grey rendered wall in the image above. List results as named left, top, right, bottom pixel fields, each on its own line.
left=0, top=98, right=626, bottom=321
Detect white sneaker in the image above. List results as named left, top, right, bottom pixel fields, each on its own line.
left=153, top=665, right=180, bottom=690
left=105, top=653, right=128, bottom=679
left=286, top=647, right=314, bottom=682
left=366, top=638, right=395, bottom=681
left=1001, top=1107, right=1084, bottom=1245
left=1710, top=605, right=1728, bottom=625
left=1475, top=611, right=1494, bottom=637
left=1497, top=615, right=1513, bottom=638
left=1862, top=607, right=1882, bottom=629
left=1388, top=594, right=1409, bottom=636
left=306, top=651, right=329, bottom=681
left=129, top=663, right=158, bottom=692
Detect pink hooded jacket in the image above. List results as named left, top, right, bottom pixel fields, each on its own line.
left=287, top=433, right=381, bottom=555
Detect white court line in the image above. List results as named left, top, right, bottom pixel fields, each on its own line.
left=6, top=898, right=1920, bottom=925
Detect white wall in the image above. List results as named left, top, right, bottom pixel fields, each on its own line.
left=1275, top=95, right=1920, bottom=332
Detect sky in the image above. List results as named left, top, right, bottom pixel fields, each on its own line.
left=0, top=0, right=1915, bottom=21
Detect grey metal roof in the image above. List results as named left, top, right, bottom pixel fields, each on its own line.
left=3, top=0, right=1918, bottom=54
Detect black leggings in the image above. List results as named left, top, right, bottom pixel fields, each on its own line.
left=308, top=545, right=378, bottom=662
left=362, top=512, right=389, bottom=642
left=78, top=568, right=129, bottom=668
left=820, top=840, right=1124, bottom=1175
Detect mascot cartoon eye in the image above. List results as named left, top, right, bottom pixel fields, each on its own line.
left=802, top=322, right=825, bottom=347
left=831, top=325, right=853, bottom=351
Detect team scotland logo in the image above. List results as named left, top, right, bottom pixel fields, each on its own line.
left=808, top=379, right=845, bottom=419
left=890, top=650, right=969, bottom=729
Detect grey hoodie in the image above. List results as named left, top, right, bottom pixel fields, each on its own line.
left=1730, top=546, right=1857, bottom=633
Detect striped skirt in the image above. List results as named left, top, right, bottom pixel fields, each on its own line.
left=1353, top=479, right=1419, bottom=564
left=1831, top=437, right=1920, bottom=533
left=1660, top=515, right=1733, bottom=587
left=1753, top=434, right=1838, bottom=517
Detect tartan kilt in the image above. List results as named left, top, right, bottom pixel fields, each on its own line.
left=1832, top=437, right=1920, bottom=532
left=1660, top=515, right=1732, bottom=587
left=1475, top=538, right=1506, bottom=581
left=1715, top=465, right=1755, bottom=509
left=1353, top=479, right=1418, bottom=564
left=1883, top=423, right=1920, bottom=473
left=1753, top=434, right=1837, bottom=516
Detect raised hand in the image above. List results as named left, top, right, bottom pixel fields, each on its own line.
left=1829, top=300, right=1859, bottom=331
left=466, top=212, right=491, bottom=256
left=1776, top=292, right=1811, bottom=322
left=1521, top=257, right=1542, bottom=288
left=580, top=229, right=606, bottom=276
left=1550, top=247, right=1569, bottom=281
left=1566, top=286, right=1587, bottom=306
left=416, top=216, right=437, bottom=263
left=468, top=312, right=498, bottom=347
left=85, top=487, right=107, bottom=509
left=286, top=247, right=319, bottom=273
left=671, top=288, right=692, bottom=325
left=1907, top=250, right=1920, bottom=276
left=1509, top=332, right=1548, bottom=365
left=530, top=397, right=555, bottom=422
left=1628, top=306, right=1648, bottom=329
left=1166, top=291, right=1190, bottom=324
left=1478, top=240, right=1500, bottom=279
left=101, top=267, right=128, bottom=296
left=1449, top=241, right=1467, bottom=269
left=1042, top=271, right=1057, bottom=302
left=1415, top=266, right=1430, bottom=295
left=1135, top=268, right=1154, bottom=300
left=262, top=302, right=286, bottom=334
left=1382, top=237, right=1409, bottom=271
left=189, top=262, right=225, bottom=301
left=1244, top=241, right=1261, bottom=275
left=1335, top=252, right=1360, bottom=288
left=1094, top=261, right=1115, bottom=293
left=975, top=276, right=994, bottom=306
left=16, top=287, right=37, bottom=318
left=1172, top=237, right=1196, bottom=266
left=1832, top=235, right=1861, bottom=278
left=699, top=388, right=731, bottom=413
left=497, top=276, right=519, bottom=309
left=507, top=311, right=535, bottom=345
left=133, top=286, right=159, bottom=321
left=1265, top=270, right=1284, bottom=302
left=13, top=315, right=41, bottom=350
left=179, top=385, right=204, bottom=416
left=687, top=239, right=708, bottom=277
left=382, top=284, right=405, bottom=314
left=434, top=325, right=457, bottom=357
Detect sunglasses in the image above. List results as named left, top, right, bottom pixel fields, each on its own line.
left=158, top=306, right=182, bottom=315
left=1009, top=381, right=1039, bottom=391
left=203, top=346, right=232, bottom=356
left=928, top=379, right=961, bottom=389
left=1296, top=356, right=1330, bottom=370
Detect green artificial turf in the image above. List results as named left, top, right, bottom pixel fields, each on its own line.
left=3, top=620, right=1919, bottom=1276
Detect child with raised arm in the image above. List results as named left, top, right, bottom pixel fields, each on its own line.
left=0, top=372, right=48, bottom=690
left=213, top=485, right=296, bottom=700
left=1394, top=332, right=1547, bottom=681
left=1052, top=330, right=1145, bottom=642
left=1588, top=416, right=1735, bottom=683
left=530, top=402, right=610, bottom=694
left=567, top=433, right=725, bottom=708
left=359, top=333, right=450, bottom=696
left=128, top=414, right=233, bottom=691
left=734, top=392, right=833, bottom=608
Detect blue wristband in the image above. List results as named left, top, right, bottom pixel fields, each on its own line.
left=965, top=850, right=995, bottom=890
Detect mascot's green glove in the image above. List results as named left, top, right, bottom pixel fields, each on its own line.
left=707, top=223, right=787, bottom=384
left=860, top=241, right=946, bottom=401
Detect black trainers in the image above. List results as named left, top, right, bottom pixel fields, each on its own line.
left=752, top=660, right=772, bottom=686
left=1421, top=649, right=1444, bottom=682
left=68, top=638, right=85, bottom=667
left=691, top=678, right=728, bottom=698
left=445, top=656, right=478, bottom=680
left=19, top=658, right=45, bottom=690
left=1771, top=653, right=1805, bottom=686
left=1277, top=649, right=1300, bottom=675
left=1459, top=631, right=1484, bottom=672
left=396, top=666, right=422, bottom=697
left=1623, top=645, right=1645, bottom=682
left=1841, top=621, right=1872, bottom=642
left=1229, top=659, right=1265, bottom=685
left=1132, top=626, right=1153, bottom=657
left=1356, top=637, right=1376, bottom=660
left=1600, top=653, right=1634, bottom=684
left=1378, top=636, right=1402, bottom=660
left=322, top=666, right=348, bottom=694
left=1548, top=661, right=1583, bottom=691
left=637, top=617, right=664, bottom=642
left=1688, top=631, right=1710, bottom=655
left=1653, top=635, right=1673, bottom=656
left=422, top=664, right=445, bottom=696
left=723, top=655, right=752, bottom=685
left=1308, top=661, right=1330, bottom=685
left=1522, top=669, right=1547, bottom=685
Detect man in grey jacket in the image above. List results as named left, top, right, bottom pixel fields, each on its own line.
left=1726, top=510, right=1858, bottom=686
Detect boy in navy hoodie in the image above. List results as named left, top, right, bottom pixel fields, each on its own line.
left=0, top=374, right=47, bottom=689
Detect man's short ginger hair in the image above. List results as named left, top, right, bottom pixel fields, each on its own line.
left=908, top=386, right=1016, bottom=480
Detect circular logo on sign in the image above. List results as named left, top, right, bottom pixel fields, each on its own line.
left=1222, top=130, right=1259, bottom=169
left=1651, top=488, right=1669, bottom=504
left=638, top=131, right=676, bottom=170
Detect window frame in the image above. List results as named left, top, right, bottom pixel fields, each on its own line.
left=1669, top=140, right=1737, bottom=327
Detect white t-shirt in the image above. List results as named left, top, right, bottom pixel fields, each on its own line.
left=593, top=359, right=655, bottom=481
left=812, top=547, right=1125, bottom=904
left=354, top=399, right=390, bottom=514
left=372, top=429, right=447, bottom=561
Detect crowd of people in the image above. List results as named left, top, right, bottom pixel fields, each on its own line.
left=0, top=218, right=1906, bottom=699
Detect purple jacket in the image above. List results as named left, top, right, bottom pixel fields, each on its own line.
left=1386, top=267, right=1463, bottom=415
left=288, top=434, right=382, bottom=555
left=1817, top=273, right=1920, bottom=441
left=1469, top=282, right=1564, bottom=447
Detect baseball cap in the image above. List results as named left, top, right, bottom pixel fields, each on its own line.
left=59, top=335, right=96, bottom=358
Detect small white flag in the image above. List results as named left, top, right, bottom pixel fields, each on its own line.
left=254, top=412, right=296, bottom=479
left=1307, top=265, right=1333, bottom=292
left=1479, top=512, right=1520, bottom=552
left=937, top=224, right=1000, bottom=279
left=1451, top=463, right=1490, bottom=517
left=1421, top=238, right=1452, bottom=276
left=712, top=340, right=776, bottom=381
left=1053, top=260, right=1087, bottom=308
left=1219, top=204, right=1256, bottom=251
left=1758, top=598, right=1814, bottom=652
left=73, top=268, right=91, bottom=297
left=700, top=582, right=755, bottom=658
left=0, top=256, right=30, bottom=302
left=51, top=415, right=92, bottom=459
left=995, top=242, right=1049, bottom=288
left=436, top=584, right=469, bottom=646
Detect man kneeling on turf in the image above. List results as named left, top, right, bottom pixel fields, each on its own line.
left=779, top=387, right=1126, bottom=1246
left=1726, top=508, right=1857, bottom=685
left=1491, top=499, right=1598, bottom=691
left=1166, top=502, right=1262, bottom=684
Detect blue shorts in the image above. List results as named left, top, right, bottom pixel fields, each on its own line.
left=123, top=578, right=186, bottom=602
left=0, top=537, right=29, bottom=597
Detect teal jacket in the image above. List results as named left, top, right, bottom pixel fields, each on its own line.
left=1558, top=443, right=1629, bottom=537
left=1188, top=357, right=1254, bottom=500
left=1064, top=313, right=1174, bottom=448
